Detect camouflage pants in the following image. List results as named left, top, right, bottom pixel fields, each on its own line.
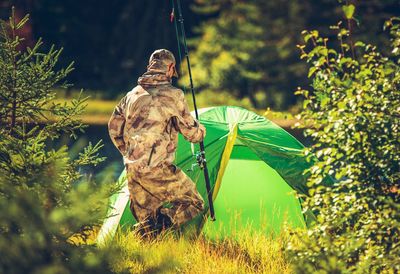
left=126, top=163, right=204, bottom=227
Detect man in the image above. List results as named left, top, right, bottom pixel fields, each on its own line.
left=108, top=49, right=206, bottom=236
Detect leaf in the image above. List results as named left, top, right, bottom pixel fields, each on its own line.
left=319, top=48, right=328, bottom=57
left=354, top=132, right=361, bottom=142
left=308, top=67, right=318, bottom=78
left=303, top=99, right=310, bottom=108
left=383, top=66, right=394, bottom=75
left=338, top=101, right=346, bottom=109
left=16, top=14, right=30, bottom=30
left=311, top=30, right=319, bottom=38
left=354, top=41, right=365, bottom=47
left=328, top=49, right=338, bottom=55
left=342, top=4, right=355, bottom=20
left=321, top=97, right=330, bottom=107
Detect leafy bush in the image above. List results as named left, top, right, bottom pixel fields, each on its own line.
left=287, top=3, right=400, bottom=273
left=0, top=9, right=118, bottom=273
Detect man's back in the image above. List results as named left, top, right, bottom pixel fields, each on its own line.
left=109, top=75, right=205, bottom=170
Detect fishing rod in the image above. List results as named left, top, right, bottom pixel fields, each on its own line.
left=171, top=0, right=216, bottom=221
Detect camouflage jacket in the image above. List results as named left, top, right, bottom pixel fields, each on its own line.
left=108, top=71, right=206, bottom=169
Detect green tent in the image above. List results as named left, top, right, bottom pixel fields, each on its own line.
left=97, top=106, right=313, bottom=243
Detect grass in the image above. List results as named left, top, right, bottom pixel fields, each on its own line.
left=52, top=98, right=116, bottom=125
left=77, top=209, right=298, bottom=273
left=109, top=230, right=293, bottom=274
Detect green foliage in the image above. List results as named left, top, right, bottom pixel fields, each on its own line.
left=0, top=9, right=85, bottom=138
left=0, top=9, right=118, bottom=273
left=288, top=3, right=400, bottom=272
left=184, top=0, right=309, bottom=110
left=184, top=0, right=400, bottom=110
left=2, top=1, right=398, bottom=107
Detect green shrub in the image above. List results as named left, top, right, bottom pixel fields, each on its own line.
left=287, top=3, right=400, bottom=273
left=0, top=9, right=119, bottom=273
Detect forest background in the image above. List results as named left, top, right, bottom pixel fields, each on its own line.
left=1, top=0, right=398, bottom=111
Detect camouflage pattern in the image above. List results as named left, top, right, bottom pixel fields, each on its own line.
left=108, top=49, right=205, bottom=228
left=126, top=163, right=204, bottom=227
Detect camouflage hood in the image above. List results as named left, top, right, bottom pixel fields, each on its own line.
left=137, top=70, right=171, bottom=88
left=138, top=49, right=177, bottom=88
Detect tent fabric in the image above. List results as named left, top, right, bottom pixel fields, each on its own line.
left=97, top=106, right=313, bottom=243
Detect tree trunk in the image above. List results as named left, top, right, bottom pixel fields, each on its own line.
left=247, top=81, right=258, bottom=108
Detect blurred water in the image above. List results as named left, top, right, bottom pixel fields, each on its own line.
left=48, top=124, right=124, bottom=183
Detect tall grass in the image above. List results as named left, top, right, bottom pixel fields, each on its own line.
left=110, top=229, right=293, bottom=273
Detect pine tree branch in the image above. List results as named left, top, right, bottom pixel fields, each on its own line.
left=9, top=8, right=17, bottom=135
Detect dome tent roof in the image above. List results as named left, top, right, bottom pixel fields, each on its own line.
left=187, top=106, right=310, bottom=195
